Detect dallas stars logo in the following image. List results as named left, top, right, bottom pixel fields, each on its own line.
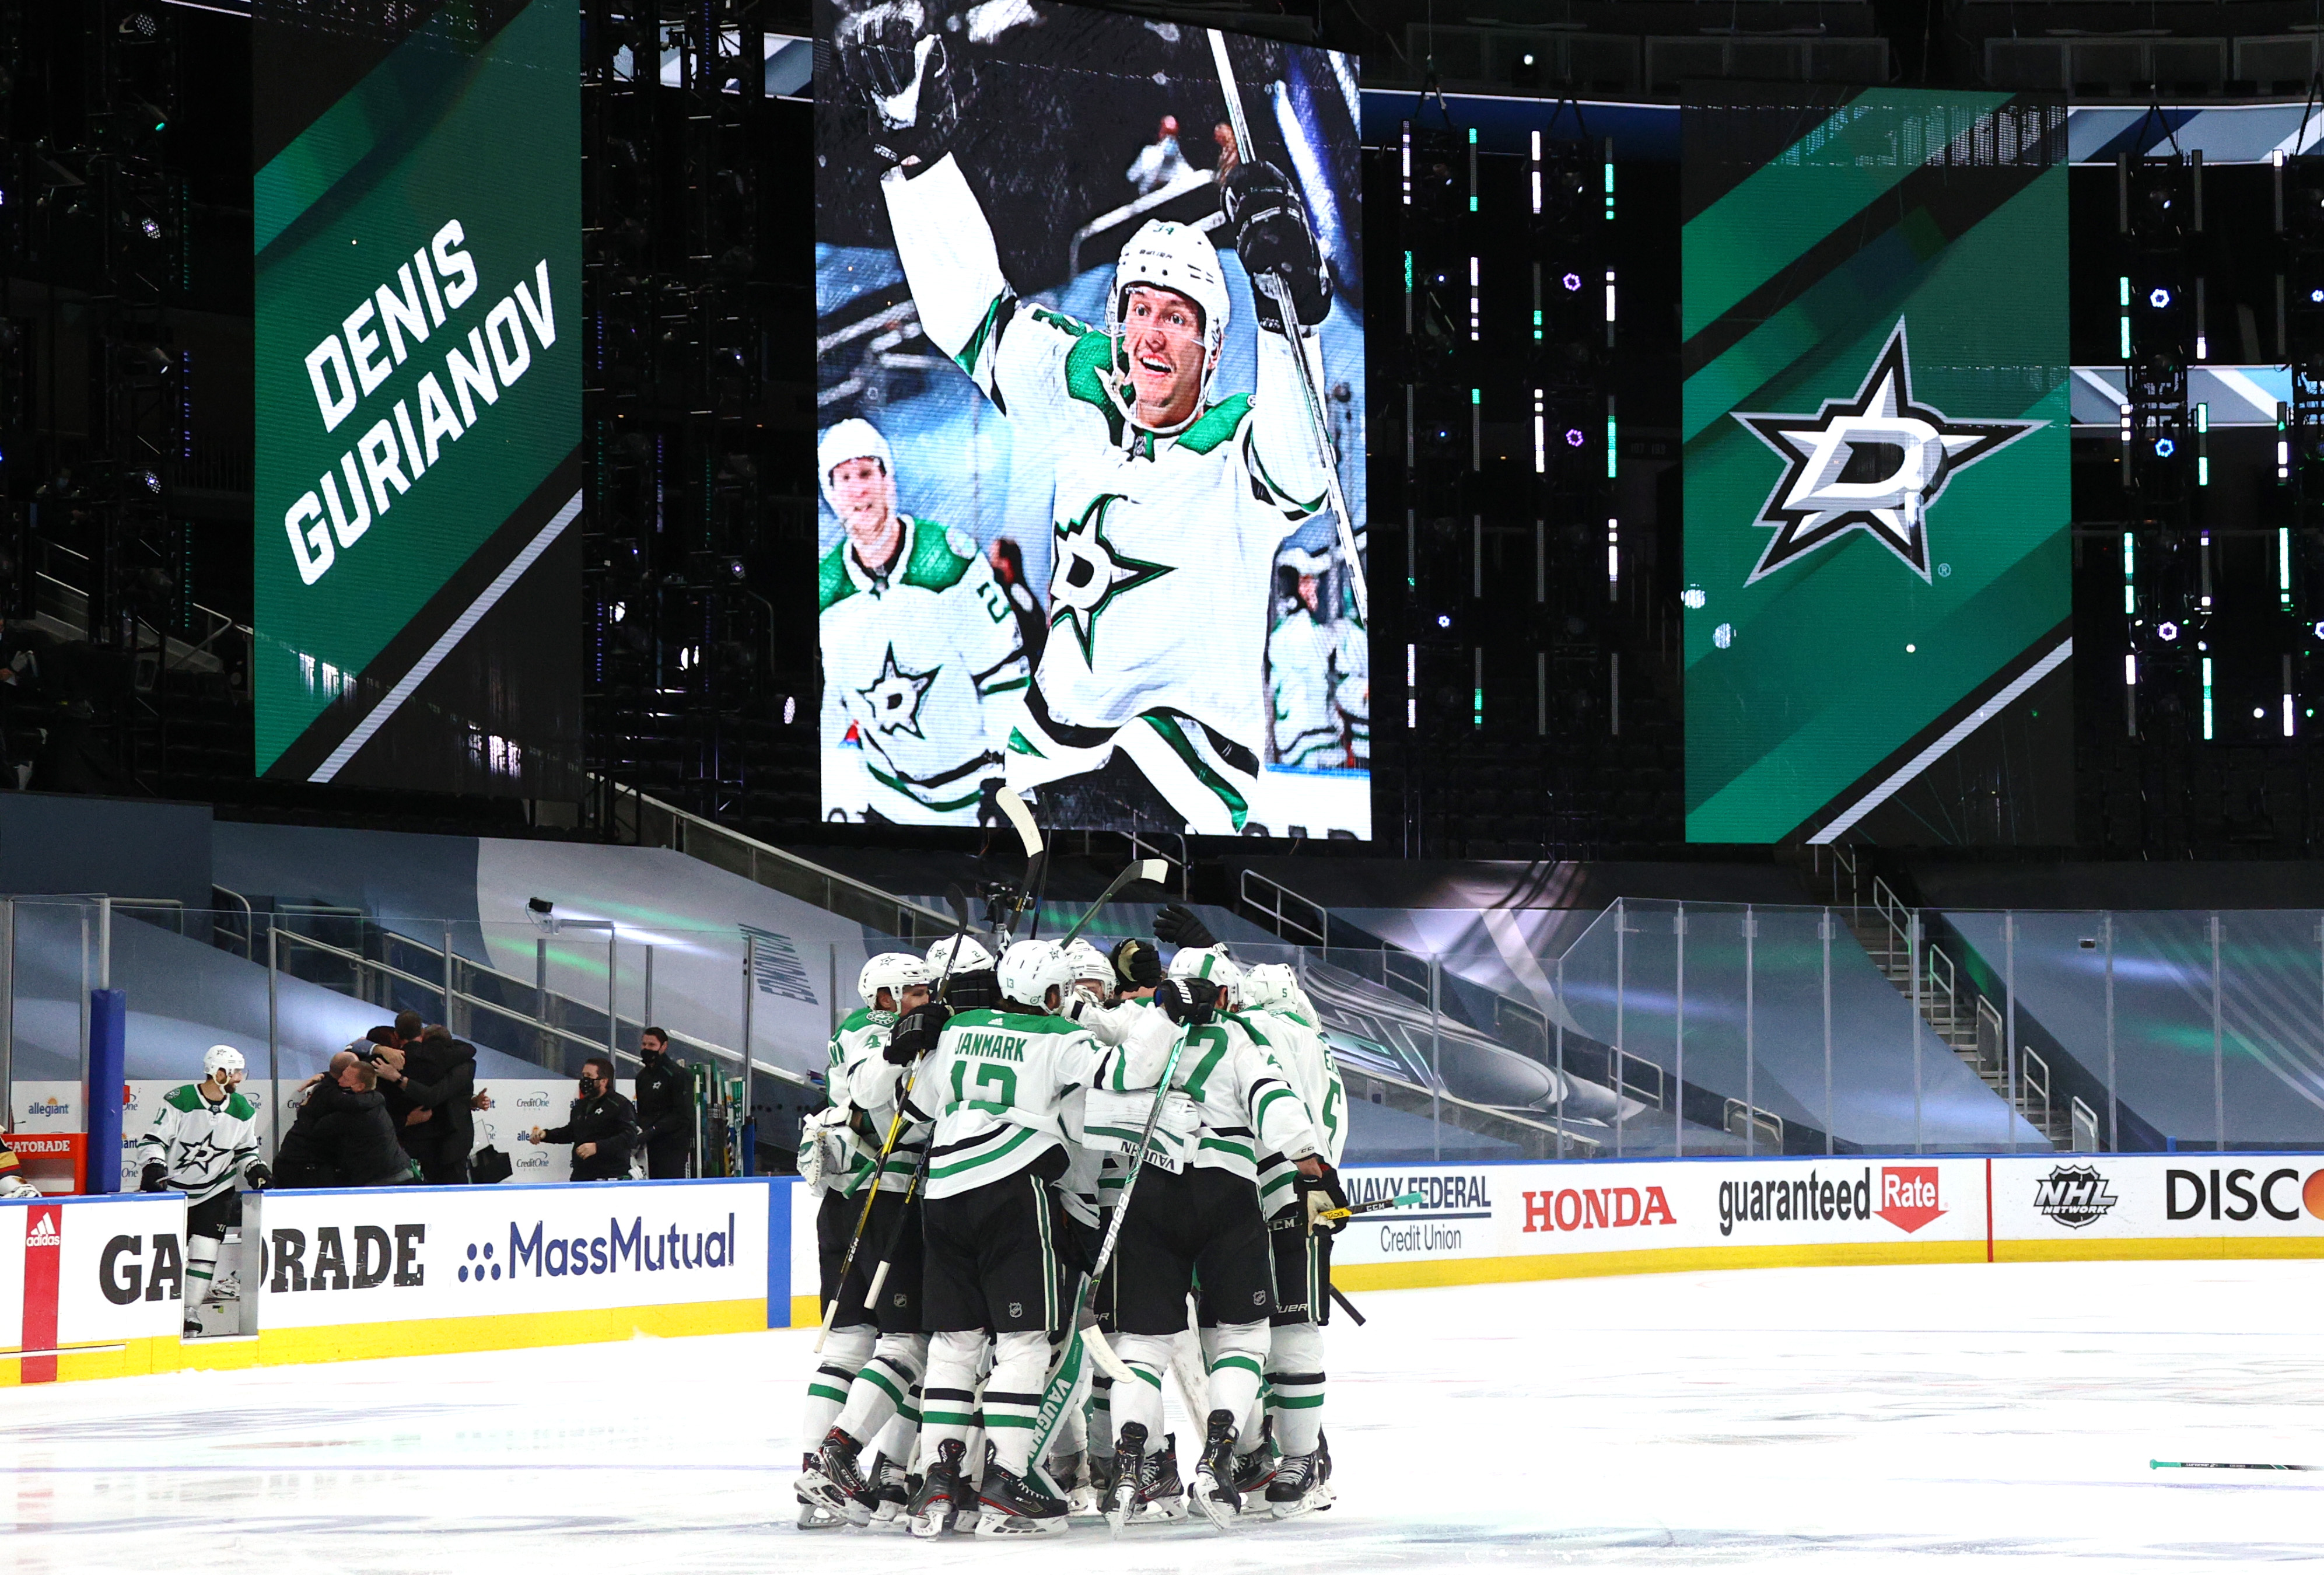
left=1734, top=320, right=2040, bottom=585
left=1049, top=494, right=1172, bottom=664
left=855, top=644, right=939, bottom=738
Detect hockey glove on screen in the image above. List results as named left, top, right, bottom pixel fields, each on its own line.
left=1222, top=160, right=1331, bottom=331
left=886, top=1002, right=953, bottom=1063
left=1152, top=904, right=1217, bottom=950
left=1154, top=977, right=1214, bottom=1028
left=1111, top=936, right=1161, bottom=989
left=834, top=0, right=961, bottom=167
left=139, top=1161, right=168, bottom=1193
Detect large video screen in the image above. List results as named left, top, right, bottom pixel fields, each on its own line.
left=814, top=1, right=1367, bottom=836
left=253, top=0, right=579, bottom=793
left=1682, top=88, right=2072, bottom=845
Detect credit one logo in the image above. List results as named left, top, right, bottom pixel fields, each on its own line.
left=1716, top=1167, right=1945, bottom=1236
left=2164, top=1166, right=2324, bottom=1223
left=2033, top=1164, right=2118, bottom=1228
left=1523, top=1185, right=1676, bottom=1233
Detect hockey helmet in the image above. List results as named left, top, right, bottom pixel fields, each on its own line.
left=1108, top=219, right=1230, bottom=430
left=818, top=418, right=894, bottom=515
left=203, top=1044, right=246, bottom=1082
left=998, top=939, right=1079, bottom=1014
left=1063, top=937, right=1114, bottom=1002
left=1241, top=961, right=1299, bottom=1013
left=859, top=950, right=936, bottom=1010
left=1167, top=945, right=1244, bottom=1007
left=926, top=932, right=996, bottom=977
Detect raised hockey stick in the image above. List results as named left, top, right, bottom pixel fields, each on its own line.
left=1206, top=28, right=1368, bottom=625
left=1058, top=858, right=1170, bottom=946
left=812, top=884, right=972, bottom=1353
left=1267, top=1189, right=1423, bottom=1231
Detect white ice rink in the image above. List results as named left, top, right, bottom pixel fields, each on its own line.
left=5, top=1259, right=2321, bottom=1571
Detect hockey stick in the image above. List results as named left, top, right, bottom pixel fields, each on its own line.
left=1268, top=1188, right=1423, bottom=1231
left=2151, top=1459, right=2320, bottom=1472
left=811, top=884, right=972, bottom=1353
left=1328, top=1284, right=1366, bottom=1327
left=993, top=786, right=1046, bottom=943
left=1058, top=858, right=1170, bottom=946
left=1206, top=28, right=1368, bottom=625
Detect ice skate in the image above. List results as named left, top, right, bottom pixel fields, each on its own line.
left=864, top=1455, right=912, bottom=1528
left=1188, top=1408, right=1242, bottom=1530
left=1072, top=1452, right=1113, bottom=1515
left=974, top=1446, right=1070, bottom=1536
left=807, top=1426, right=874, bottom=1525
left=907, top=1439, right=965, bottom=1538
left=1265, top=1447, right=1334, bottom=1518
left=796, top=1452, right=848, bottom=1529
left=204, top=1270, right=242, bottom=1306
left=1231, top=1417, right=1276, bottom=1501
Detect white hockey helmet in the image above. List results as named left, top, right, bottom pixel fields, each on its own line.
left=859, top=950, right=936, bottom=1009
left=1108, top=219, right=1230, bottom=428
left=998, top=939, right=1079, bottom=1014
left=925, top=932, right=996, bottom=977
left=1063, top=938, right=1112, bottom=988
left=1241, top=961, right=1299, bottom=1013
left=203, top=1044, right=246, bottom=1082
left=818, top=417, right=893, bottom=515
left=1167, top=945, right=1244, bottom=1007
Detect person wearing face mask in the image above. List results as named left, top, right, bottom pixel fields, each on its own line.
left=632, top=1027, right=695, bottom=1181
left=524, top=1058, right=639, bottom=1181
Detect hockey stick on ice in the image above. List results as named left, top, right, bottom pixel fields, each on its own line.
left=812, top=883, right=972, bottom=1353
left=2151, top=1459, right=2320, bottom=1472
left=1206, top=28, right=1368, bottom=625
left=1058, top=858, right=1170, bottom=946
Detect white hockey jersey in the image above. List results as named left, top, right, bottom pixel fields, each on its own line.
left=1268, top=604, right=1368, bottom=768
left=1093, top=1013, right=1318, bottom=1185
left=820, top=513, right=1028, bottom=816
left=136, top=1084, right=264, bottom=1206
left=1238, top=1005, right=1348, bottom=1216
left=822, top=1006, right=926, bottom=1198
left=882, top=156, right=1338, bottom=827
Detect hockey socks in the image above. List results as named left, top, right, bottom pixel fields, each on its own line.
left=184, top=1236, right=221, bottom=1331
left=981, top=1329, right=1051, bottom=1478
left=918, top=1329, right=987, bottom=1465
left=834, top=1332, right=927, bottom=1447
left=1265, top=1321, right=1326, bottom=1456
left=1198, top=1318, right=1270, bottom=1430
left=806, top=1325, right=876, bottom=1445
left=1107, top=1333, right=1174, bottom=1443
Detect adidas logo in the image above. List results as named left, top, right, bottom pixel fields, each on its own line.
left=26, top=1214, right=60, bottom=1248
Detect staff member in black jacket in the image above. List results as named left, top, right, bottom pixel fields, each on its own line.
left=399, top=1025, right=480, bottom=1185
left=632, top=1027, right=693, bottom=1180
left=526, top=1057, right=639, bottom=1181
left=296, top=1051, right=422, bottom=1188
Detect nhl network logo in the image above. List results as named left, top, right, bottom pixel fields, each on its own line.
left=1734, top=320, right=2041, bottom=585
left=2033, top=1163, right=2118, bottom=1228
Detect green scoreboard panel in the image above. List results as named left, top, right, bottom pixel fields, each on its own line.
left=254, top=0, right=579, bottom=793
left=1682, top=89, right=2072, bottom=846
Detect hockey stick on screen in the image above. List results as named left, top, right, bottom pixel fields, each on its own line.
left=1058, top=858, right=1170, bottom=946
left=1205, top=29, right=1368, bottom=625
left=811, top=883, right=972, bottom=1353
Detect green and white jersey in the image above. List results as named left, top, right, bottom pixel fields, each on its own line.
left=824, top=1007, right=924, bottom=1198
left=883, top=156, right=1337, bottom=828
left=1238, top=1006, right=1348, bottom=1217
left=820, top=512, right=1028, bottom=816
left=135, top=1083, right=262, bottom=1206
left=904, top=1003, right=1176, bottom=1201
left=1268, top=605, right=1368, bottom=768
left=1099, top=1012, right=1317, bottom=1186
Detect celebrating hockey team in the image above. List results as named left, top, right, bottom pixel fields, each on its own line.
left=817, top=0, right=1368, bottom=835
left=793, top=897, right=1350, bottom=1537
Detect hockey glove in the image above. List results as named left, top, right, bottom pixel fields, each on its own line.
left=1222, top=160, right=1331, bottom=332
left=1298, top=1159, right=1351, bottom=1235
left=943, top=967, right=1000, bottom=1012
left=1111, top=936, right=1161, bottom=989
left=1152, top=903, right=1217, bottom=950
left=139, top=1161, right=168, bottom=1193
left=834, top=0, right=961, bottom=167
left=887, top=1002, right=953, bottom=1063
left=244, top=1162, right=273, bottom=1192
left=1154, top=977, right=1214, bottom=1028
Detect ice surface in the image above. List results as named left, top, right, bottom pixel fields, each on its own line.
left=5, top=1259, right=2322, bottom=1570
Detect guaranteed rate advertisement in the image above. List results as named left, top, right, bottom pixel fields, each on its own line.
left=1682, top=90, right=2071, bottom=846
left=814, top=1, right=1368, bottom=836
left=254, top=0, right=580, bottom=794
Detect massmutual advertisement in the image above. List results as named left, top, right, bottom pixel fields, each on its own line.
left=1682, top=88, right=2071, bottom=846
left=253, top=0, right=580, bottom=793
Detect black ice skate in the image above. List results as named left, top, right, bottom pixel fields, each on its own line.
left=1189, top=1408, right=1242, bottom=1530
left=796, top=1451, right=848, bottom=1530
left=1266, top=1441, right=1338, bottom=1519
left=1076, top=1451, right=1115, bottom=1516
left=866, top=1454, right=912, bottom=1528
left=1107, top=1422, right=1188, bottom=1533
left=811, top=1426, right=873, bottom=1525
left=975, top=1443, right=1070, bottom=1537
left=907, top=1439, right=967, bottom=1538
left=1232, top=1416, right=1277, bottom=1497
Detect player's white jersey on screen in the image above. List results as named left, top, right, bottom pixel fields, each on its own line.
left=1269, top=600, right=1367, bottom=768
left=880, top=155, right=1338, bottom=834
left=820, top=513, right=1028, bottom=824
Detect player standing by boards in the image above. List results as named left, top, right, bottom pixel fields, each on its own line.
left=888, top=938, right=1181, bottom=1536
left=818, top=418, right=1030, bottom=826
left=835, top=4, right=1342, bottom=834
left=136, top=1046, right=272, bottom=1336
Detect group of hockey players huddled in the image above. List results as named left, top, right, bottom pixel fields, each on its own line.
left=794, top=902, right=1349, bottom=1536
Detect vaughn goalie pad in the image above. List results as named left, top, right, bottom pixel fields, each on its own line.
left=1083, top=1087, right=1198, bottom=1174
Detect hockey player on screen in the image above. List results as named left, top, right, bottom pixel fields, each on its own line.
left=1266, top=549, right=1368, bottom=769
left=797, top=951, right=937, bottom=1528
left=818, top=418, right=1030, bottom=827
left=835, top=2, right=1342, bottom=834
left=136, top=1046, right=272, bottom=1336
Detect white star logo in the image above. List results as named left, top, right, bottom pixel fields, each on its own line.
left=855, top=644, right=940, bottom=739
left=1734, top=321, right=2041, bottom=584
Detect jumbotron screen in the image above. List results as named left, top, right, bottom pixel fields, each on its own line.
left=1682, top=88, right=2073, bottom=845
left=814, top=1, right=1368, bottom=837
left=253, top=0, right=580, bottom=794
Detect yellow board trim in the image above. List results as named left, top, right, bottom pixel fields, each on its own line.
left=1993, top=1236, right=2324, bottom=1264
left=1335, top=1239, right=1985, bottom=1292
left=791, top=1293, right=820, bottom=1328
